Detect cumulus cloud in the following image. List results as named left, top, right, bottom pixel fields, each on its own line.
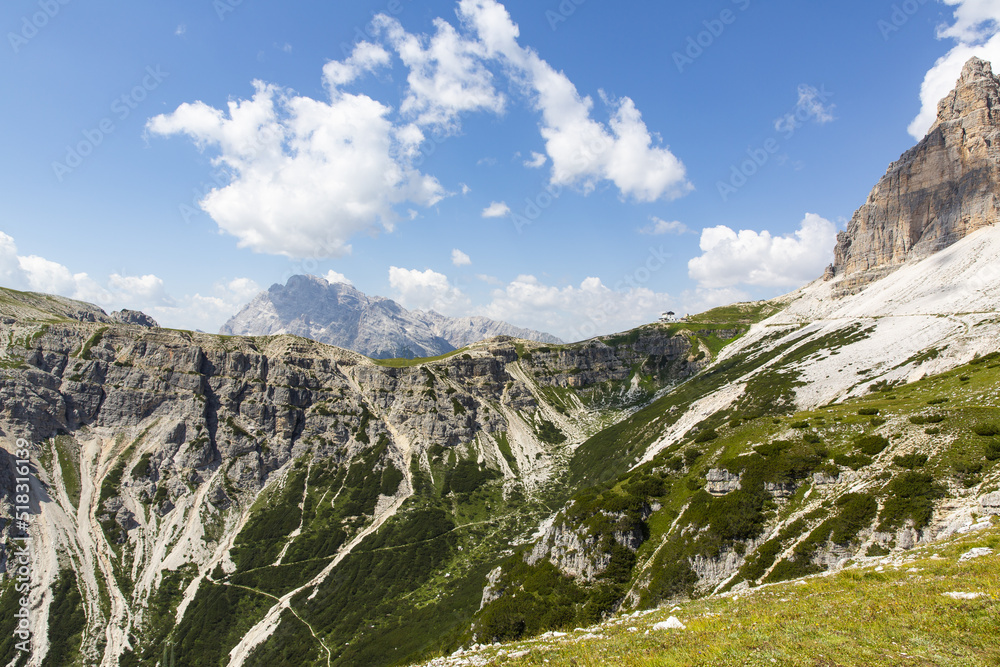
left=147, top=79, right=446, bottom=259
left=639, top=217, right=689, bottom=236
left=389, top=266, right=470, bottom=314
left=150, top=1, right=690, bottom=257
left=324, top=270, right=353, bottom=285
left=0, top=230, right=257, bottom=333
left=322, top=41, right=391, bottom=86
left=482, top=201, right=511, bottom=218
left=481, top=275, right=672, bottom=342
left=688, top=213, right=838, bottom=290
left=149, top=278, right=263, bottom=333
left=451, top=249, right=472, bottom=266
left=456, top=0, right=691, bottom=201
left=374, top=15, right=505, bottom=129
left=908, top=1, right=1000, bottom=138
left=523, top=151, right=547, bottom=168
left=680, top=286, right=752, bottom=316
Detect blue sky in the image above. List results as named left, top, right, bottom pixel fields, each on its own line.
left=1, top=0, right=996, bottom=341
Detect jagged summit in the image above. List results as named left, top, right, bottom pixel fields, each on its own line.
left=829, top=57, right=1000, bottom=294
left=221, top=274, right=561, bottom=359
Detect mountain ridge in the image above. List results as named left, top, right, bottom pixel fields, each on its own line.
left=220, top=275, right=562, bottom=359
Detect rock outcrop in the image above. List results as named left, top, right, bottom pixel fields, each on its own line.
left=830, top=57, right=1000, bottom=294
left=220, top=275, right=561, bottom=359
left=110, top=309, right=158, bottom=327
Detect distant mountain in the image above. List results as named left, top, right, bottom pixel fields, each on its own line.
left=219, top=275, right=562, bottom=358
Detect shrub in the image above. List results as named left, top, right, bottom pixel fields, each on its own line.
left=790, top=421, right=810, bottom=429
left=986, top=441, right=1000, bottom=462
left=857, top=408, right=880, bottom=416
left=537, top=419, right=566, bottom=445
left=694, top=429, right=719, bottom=443
left=893, top=453, right=929, bottom=469
left=878, top=472, right=944, bottom=531
left=972, top=423, right=999, bottom=437
left=855, top=435, right=889, bottom=456
left=684, top=449, right=703, bottom=466
left=834, top=453, right=872, bottom=470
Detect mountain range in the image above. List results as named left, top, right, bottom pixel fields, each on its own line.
left=220, top=275, right=562, bottom=359
left=0, top=58, right=998, bottom=667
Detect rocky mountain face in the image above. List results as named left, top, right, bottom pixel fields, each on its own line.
left=830, top=57, right=1000, bottom=294
left=0, top=287, right=715, bottom=666
left=4, top=58, right=1000, bottom=667
left=220, top=275, right=561, bottom=359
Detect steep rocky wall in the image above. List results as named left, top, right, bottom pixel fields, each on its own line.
left=830, top=57, right=1000, bottom=294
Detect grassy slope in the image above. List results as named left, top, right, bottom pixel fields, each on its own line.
left=416, top=523, right=1000, bottom=666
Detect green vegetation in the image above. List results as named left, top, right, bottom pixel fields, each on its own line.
left=78, top=326, right=108, bottom=359
left=443, top=526, right=1000, bottom=667
left=878, top=472, right=945, bottom=531
left=370, top=348, right=469, bottom=367
left=40, top=571, right=86, bottom=667
left=53, top=435, right=81, bottom=509
left=536, top=419, right=566, bottom=445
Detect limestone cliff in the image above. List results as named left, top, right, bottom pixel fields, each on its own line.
left=830, top=57, right=1000, bottom=294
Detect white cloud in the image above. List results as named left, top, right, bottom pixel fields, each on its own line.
left=523, top=151, right=547, bottom=168
left=937, top=0, right=1000, bottom=42
left=0, top=230, right=257, bottom=333
left=374, top=14, right=505, bottom=129
left=909, top=1, right=1000, bottom=138
left=389, top=266, right=469, bottom=314
left=476, top=273, right=503, bottom=285
left=774, top=84, right=836, bottom=135
left=460, top=182, right=471, bottom=195
left=680, top=287, right=752, bottom=316
left=451, top=249, right=472, bottom=266
left=108, top=273, right=175, bottom=307
left=175, top=24, right=187, bottom=37
left=147, top=78, right=446, bottom=259
left=457, top=0, right=691, bottom=201
left=150, top=0, right=691, bottom=259
left=481, top=275, right=672, bottom=341
left=322, top=41, right=391, bottom=87
left=482, top=201, right=511, bottom=218
left=688, top=213, right=838, bottom=289
left=150, top=278, right=263, bottom=333
left=639, top=217, right=689, bottom=236
left=323, top=270, right=353, bottom=285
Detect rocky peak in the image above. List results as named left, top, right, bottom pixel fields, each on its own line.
left=110, top=309, right=159, bottom=328
left=934, top=56, right=1000, bottom=127
left=829, top=57, right=1000, bottom=294
left=221, top=275, right=561, bottom=359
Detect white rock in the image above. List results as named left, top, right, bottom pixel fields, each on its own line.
left=958, top=547, right=993, bottom=562
left=652, top=616, right=686, bottom=631
left=943, top=591, right=983, bottom=600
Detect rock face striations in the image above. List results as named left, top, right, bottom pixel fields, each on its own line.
left=221, top=275, right=562, bottom=359
left=830, top=57, right=1000, bottom=294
